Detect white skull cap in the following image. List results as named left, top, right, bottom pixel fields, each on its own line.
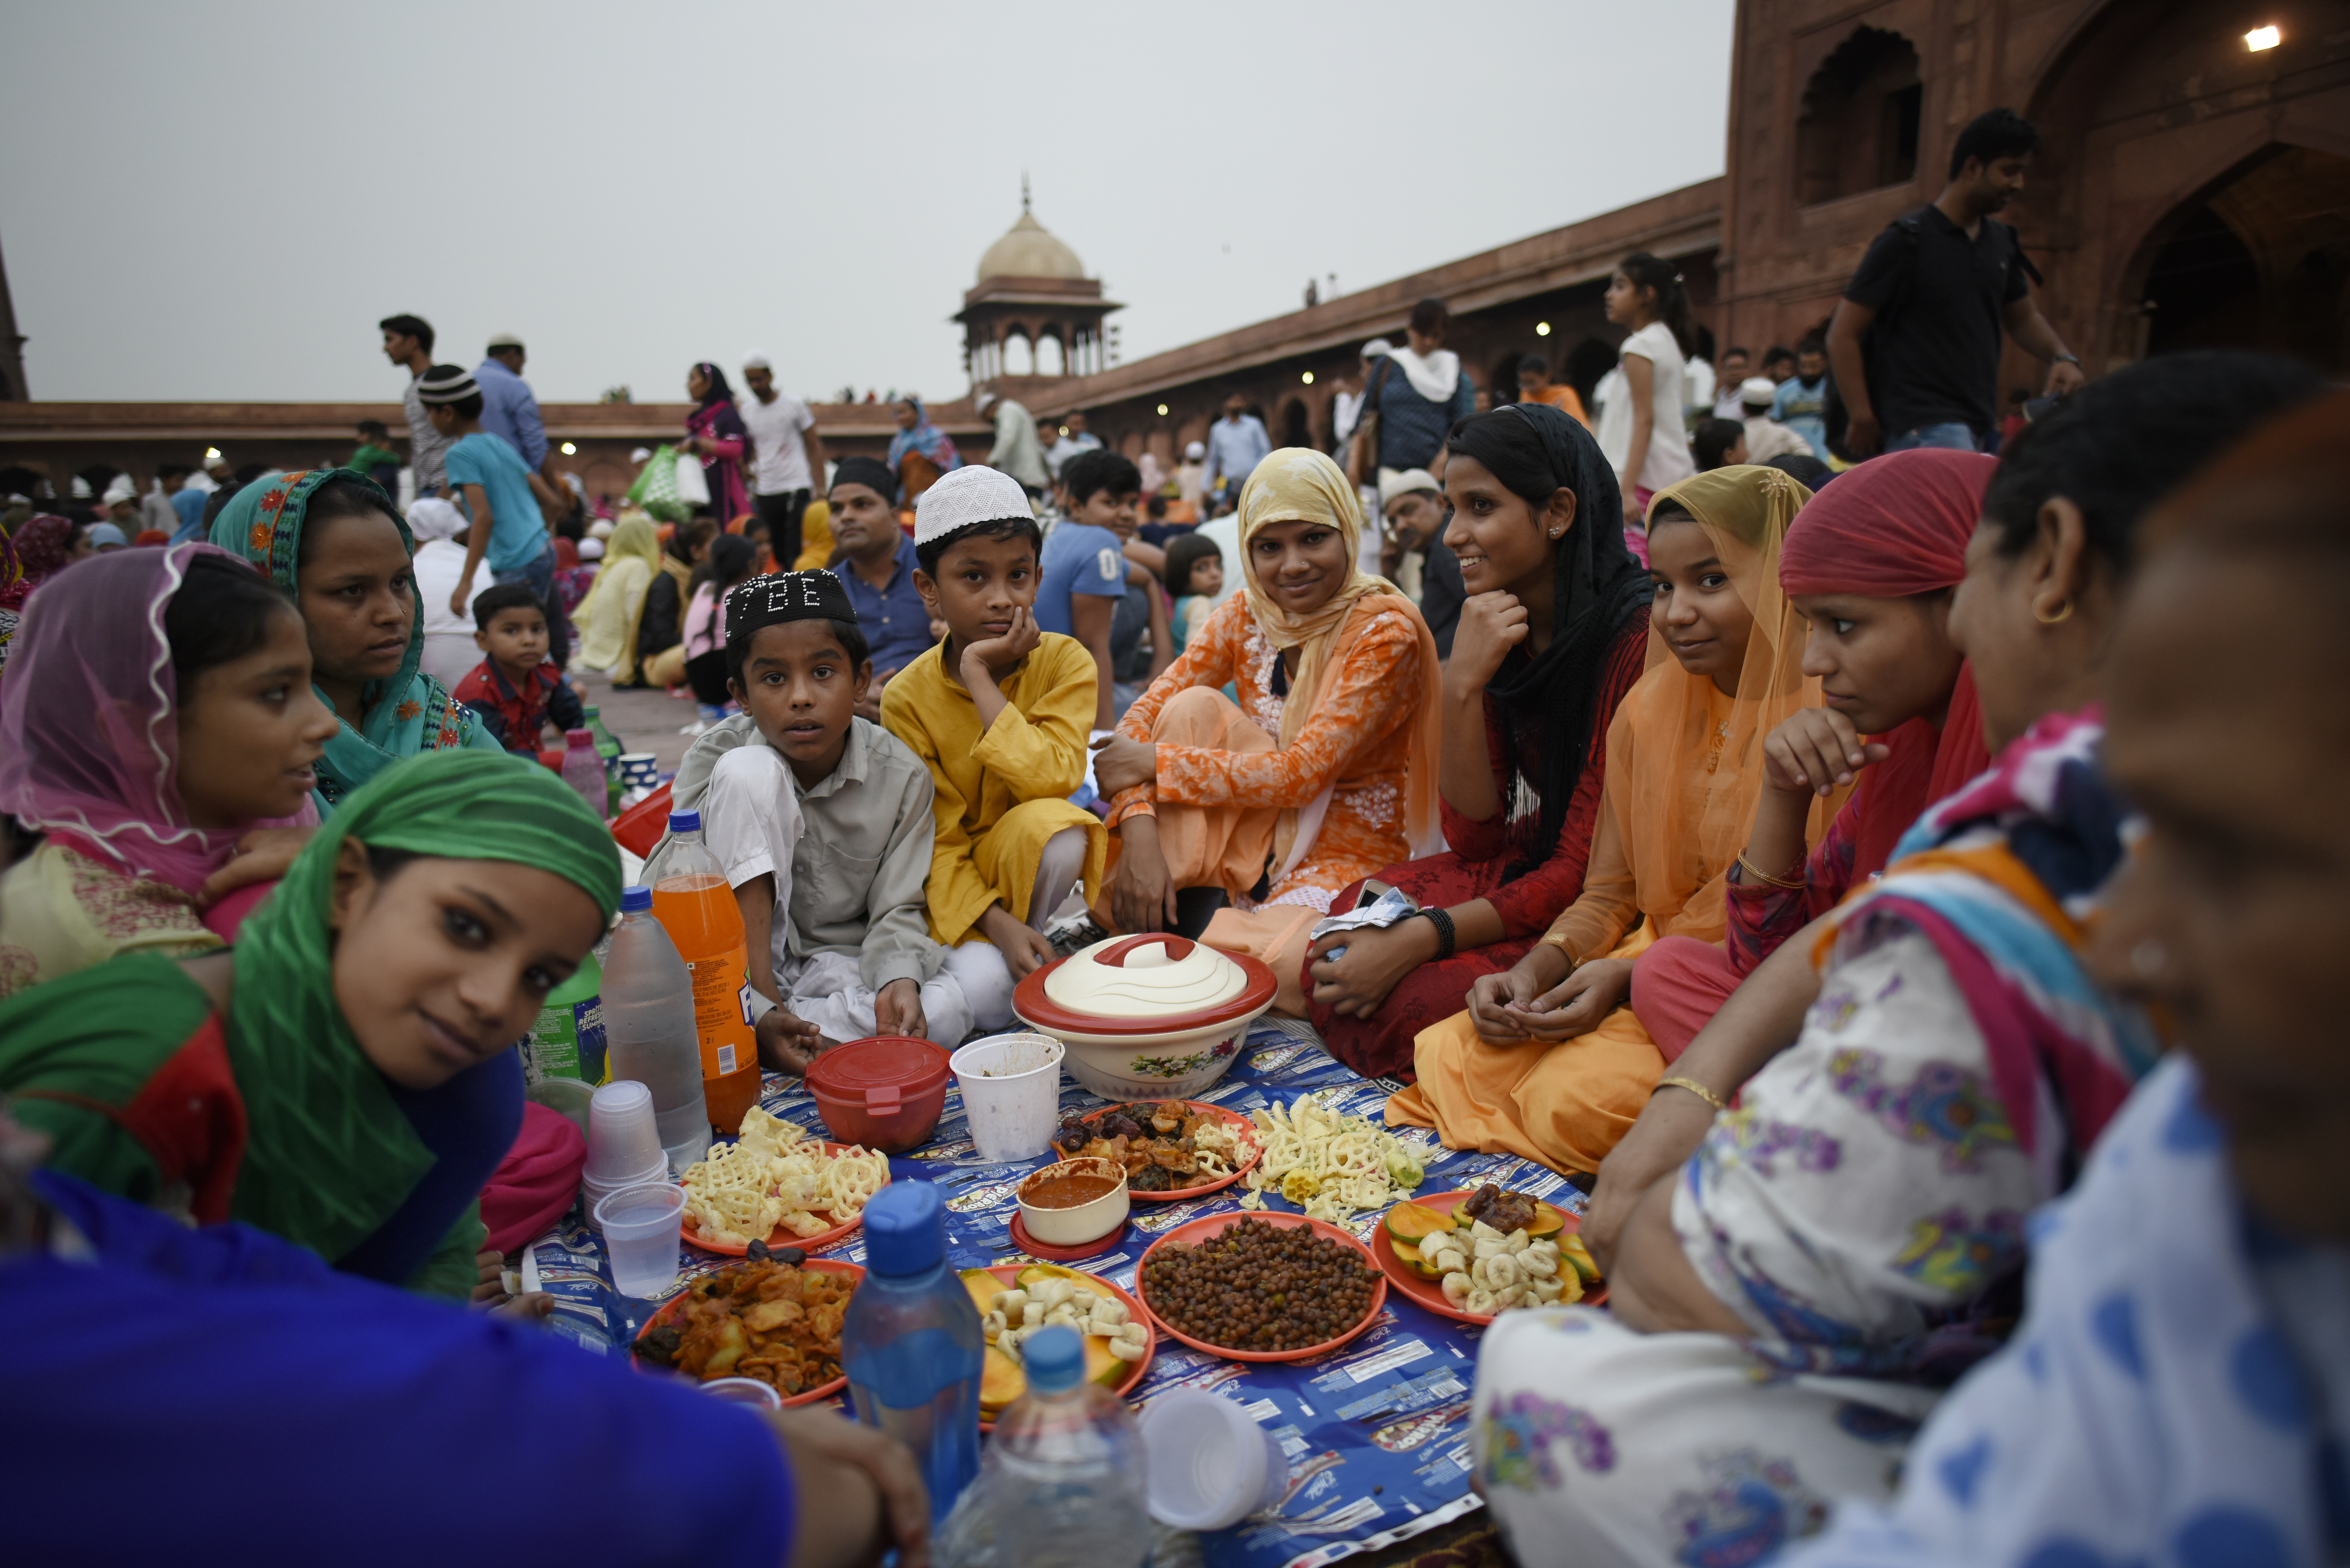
left=913, top=465, right=1033, bottom=546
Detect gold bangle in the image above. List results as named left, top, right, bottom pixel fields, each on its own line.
left=1736, top=852, right=1806, bottom=892
left=1654, top=1076, right=1726, bottom=1113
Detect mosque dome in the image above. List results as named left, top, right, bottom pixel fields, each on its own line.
left=976, top=202, right=1085, bottom=283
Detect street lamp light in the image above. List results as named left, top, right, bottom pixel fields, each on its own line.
left=560, top=442, right=577, bottom=455
left=2246, top=24, right=2281, bottom=48
left=1535, top=322, right=1553, bottom=337
left=1301, top=371, right=1315, bottom=385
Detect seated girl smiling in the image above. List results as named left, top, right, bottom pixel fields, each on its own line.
left=1390, top=466, right=1836, bottom=1175
left=0, top=748, right=619, bottom=1298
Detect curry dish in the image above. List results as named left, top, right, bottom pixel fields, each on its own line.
left=633, top=1259, right=853, bottom=1396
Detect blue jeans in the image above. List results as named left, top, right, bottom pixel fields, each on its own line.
left=492, top=541, right=570, bottom=670
left=1887, top=422, right=1981, bottom=453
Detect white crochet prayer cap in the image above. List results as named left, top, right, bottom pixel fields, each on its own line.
left=406, top=497, right=465, bottom=542
left=914, top=465, right=1033, bottom=546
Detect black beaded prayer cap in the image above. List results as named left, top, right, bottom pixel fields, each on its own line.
left=725, top=568, right=861, bottom=645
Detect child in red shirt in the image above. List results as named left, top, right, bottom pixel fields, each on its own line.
left=452, top=583, right=583, bottom=753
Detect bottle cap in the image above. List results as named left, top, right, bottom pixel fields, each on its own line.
left=861, top=1181, right=944, bottom=1277
left=619, top=885, right=653, bottom=913
left=566, top=728, right=594, bottom=745
left=1023, top=1324, right=1083, bottom=1394
left=583, top=705, right=601, bottom=718
left=667, top=809, right=702, bottom=834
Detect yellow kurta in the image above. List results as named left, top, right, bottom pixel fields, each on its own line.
left=880, top=633, right=1108, bottom=946
left=0, top=842, right=221, bottom=1000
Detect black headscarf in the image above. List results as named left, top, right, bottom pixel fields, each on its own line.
left=692, top=362, right=734, bottom=409
left=1455, top=402, right=1654, bottom=879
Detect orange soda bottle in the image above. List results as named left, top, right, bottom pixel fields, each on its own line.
left=646, top=809, right=763, bottom=1137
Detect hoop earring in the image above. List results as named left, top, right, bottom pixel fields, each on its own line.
left=2036, top=599, right=2073, bottom=625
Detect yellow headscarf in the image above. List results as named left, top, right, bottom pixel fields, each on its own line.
left=575, top=517, right=662, bottom=677
left=1236, top=447, right=1444, bottom=862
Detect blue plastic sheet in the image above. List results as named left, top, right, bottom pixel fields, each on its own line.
left=532, top=1023, right=1584, bottom=1568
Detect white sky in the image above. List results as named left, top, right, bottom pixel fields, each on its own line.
left=0, top=0, right=1734, bottom=405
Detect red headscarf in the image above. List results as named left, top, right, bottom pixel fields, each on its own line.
left=1779, top=449, right=1997, bottom=881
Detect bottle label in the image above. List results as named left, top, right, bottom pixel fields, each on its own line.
left=684, top=952, right=758, bottom=1081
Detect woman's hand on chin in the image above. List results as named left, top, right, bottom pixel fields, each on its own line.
left=196, top=826, right=316, bottom=909
left=1762, top=706, right=1888, bottom=799
left=1446, top=592, right=1530, bottom=694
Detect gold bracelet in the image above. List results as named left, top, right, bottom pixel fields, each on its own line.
left=1653, top=1076, right=1726, bottom=1113
left=1735, top=852, right=1806, bottom=891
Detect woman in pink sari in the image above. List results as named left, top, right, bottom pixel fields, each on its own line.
left=0, top=545, right=336, bottom=996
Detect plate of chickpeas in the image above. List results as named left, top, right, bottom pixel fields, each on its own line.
left=1135, top=1213, right=1387, bottom=1362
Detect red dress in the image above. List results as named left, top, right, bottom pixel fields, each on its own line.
left=1310, top=618, right=1649, bottom=1080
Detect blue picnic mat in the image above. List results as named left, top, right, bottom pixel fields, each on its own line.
left=530, top=1022, right=1584, bottom=1568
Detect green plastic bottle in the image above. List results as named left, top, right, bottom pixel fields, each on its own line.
left=524, top=949, right=608, bottom=1084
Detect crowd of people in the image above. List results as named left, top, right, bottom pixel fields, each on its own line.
left=0, top=103, right=2342, bottom=1568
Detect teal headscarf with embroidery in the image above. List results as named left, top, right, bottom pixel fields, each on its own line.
left=209, top=468, right=500, bottom=813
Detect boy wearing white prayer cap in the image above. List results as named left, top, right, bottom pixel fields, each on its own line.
left=879, top=466, right=1109, bottom=1022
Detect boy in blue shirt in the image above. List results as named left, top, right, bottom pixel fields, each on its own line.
left=419, top=365, right=568, bottom=667
left=1035, top=449, right=1143, bottom=730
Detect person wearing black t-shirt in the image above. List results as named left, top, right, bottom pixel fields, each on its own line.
left=1825, top=108, right=2085, bottom=456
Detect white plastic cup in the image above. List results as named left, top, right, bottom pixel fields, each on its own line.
left=585, top=1080, right=665, bottom=1181
left=618, top=751, right=660, bottom=784
left=595, top=1181, right=688, bottom=1298
left=580, top=1154, right=670, bottom=1235
left=949, top=1032, right=1066, bottom=1163
left=698, top=1377, right=783, bottom=1411
left=1139, top=1389, right=1290, bottom=1531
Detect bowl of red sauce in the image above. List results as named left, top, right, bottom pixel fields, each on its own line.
left=1016, top=1156, right=1130, bottom=1248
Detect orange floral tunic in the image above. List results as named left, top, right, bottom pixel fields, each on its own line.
left=1106, top=592, right=1427, bottom=914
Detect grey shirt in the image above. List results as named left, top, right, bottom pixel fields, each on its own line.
left=402, top=373, right=452, bottom=495
left=664, top=714, right=944, bottom=994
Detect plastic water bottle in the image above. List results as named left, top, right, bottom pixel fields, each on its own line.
left=583, top=705, right=624, bottom=816
left=645, top=810, right=762, bottom=1138
left=982, top=1325, right=1150, bottom=1568
left=600, top=885, right=710, bottom=1174
left=842, top=1182, right=984, bottom=1524
left=561, top=728, right=608, bottom=821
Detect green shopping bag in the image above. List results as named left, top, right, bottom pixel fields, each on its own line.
left=625, top=444, right=688, bottom=524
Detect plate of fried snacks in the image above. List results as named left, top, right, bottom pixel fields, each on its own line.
left=1049, top=1098, right=1262, bottom=1200
left=1373, top=1185, right=1605, bottom=1325
left=632, top=1251, right=862, bottom=1404
left=679, top=1106, right=891, bottom=1255
left=1235, top=1091, right=1427, bottom=1225
left=960, top=1261, right=1155, bottom=1429
left=1136, top=1212, right=1387, bottom=1362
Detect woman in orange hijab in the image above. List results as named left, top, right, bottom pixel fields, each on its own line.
left=1629, top=449, right=1997, bottom=1058
left=1390, top=465, right=1840, bottom=1174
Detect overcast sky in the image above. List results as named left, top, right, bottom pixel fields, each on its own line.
left=1, top=0, right=1734, bottom=405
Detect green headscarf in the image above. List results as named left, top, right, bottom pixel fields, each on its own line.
left=210, top=468, right=500, bottom=814
left=224, top=747, right=622, bottom=1285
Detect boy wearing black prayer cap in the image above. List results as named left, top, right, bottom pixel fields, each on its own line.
left=655, top=570, right=978, bottom=1067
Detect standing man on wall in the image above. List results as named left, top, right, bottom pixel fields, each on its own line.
left=739, top=355, right=824, bottom=565
left=975, top=389, right=1050, bottom=499
left=1200, top=393, right=1271, bottom=513
left=475, top=334, right=566, bottom=511
left=1825, top=107, right=2085, bottom=456
left=380, top=314, right=451, bottom=497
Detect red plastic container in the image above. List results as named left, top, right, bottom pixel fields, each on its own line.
left=805, top=1035, right=951, bottom=1152
left=610, top=782, right=674, bottom=859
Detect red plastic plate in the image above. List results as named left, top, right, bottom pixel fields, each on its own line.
left=677, top=1141, right=886, bottom=1256
left=1051, top=1099, right=1263, bottom=1202
left=632, top=1257, right=864, bottom=1407
left=1369, top=1190, right=1606, bottom=1325
left=1134, top=1211, right=1387, bottom=1362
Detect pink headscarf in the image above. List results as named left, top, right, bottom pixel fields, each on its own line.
left=1777, top=448, right=1997, bottom=597
left=1775, top=447, right=1999, bottom=882
left=0, top=543, right=316, bottom=895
